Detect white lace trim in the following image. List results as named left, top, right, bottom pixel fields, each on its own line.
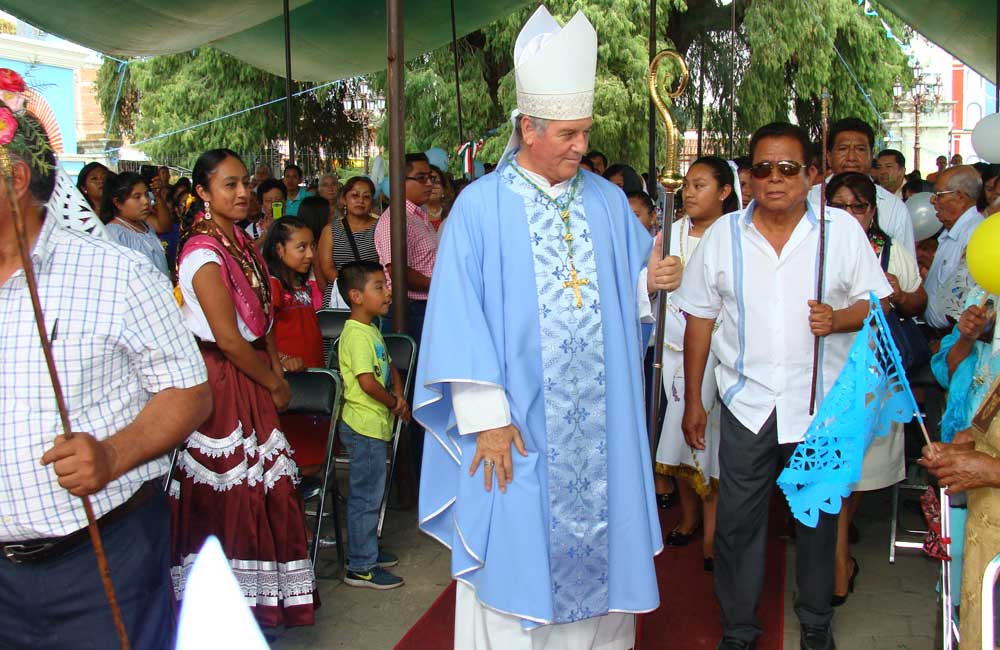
left=171, top=554, right=316, bottom=603
left=516, top=90, right=593, bottom=120
left=186, top=423, right=245, bottom=458
left=176, top=432, right=300, bottom=492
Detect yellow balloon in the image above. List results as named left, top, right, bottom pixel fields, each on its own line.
left=967, top=215, right=1000, bottom=295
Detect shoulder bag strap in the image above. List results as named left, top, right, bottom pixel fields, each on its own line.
left=341, top=217, right=363, bottom=264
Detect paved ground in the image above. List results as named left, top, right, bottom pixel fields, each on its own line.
left=269, top=483, right=941, bottom=650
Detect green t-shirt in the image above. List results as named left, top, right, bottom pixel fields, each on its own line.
left=338, top=319, right=393, bottom=440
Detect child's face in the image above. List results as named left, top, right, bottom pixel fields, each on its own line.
left=277, top=227, right=315, bottom=275
left=354, top=271, right=391, bottom=316
left=628, top=196, right=655, bottom=230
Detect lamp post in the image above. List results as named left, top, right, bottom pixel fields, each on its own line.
left=344, top=78, right=386, bottom=174
left=893, top=63, right=943, bottom=173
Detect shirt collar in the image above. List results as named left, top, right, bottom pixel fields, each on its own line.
left=405, top=200, right=430, bottom=220
left=942, top=205, right=982, bottom=241
left=740, top=198, right=825, bottom=227
left=28, top=211, right=58, bottom=267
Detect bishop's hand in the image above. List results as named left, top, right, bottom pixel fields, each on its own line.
left=647, top=233, right=682, bottom=294
left=469, top=424, right=528, bottom=493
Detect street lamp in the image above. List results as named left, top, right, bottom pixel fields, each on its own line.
left=893, top=63, right=943, bottom=172
left=344, top=78, right=386, bottom=174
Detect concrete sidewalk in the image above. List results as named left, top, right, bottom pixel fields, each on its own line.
left=269, top=486, right=941, bottom=649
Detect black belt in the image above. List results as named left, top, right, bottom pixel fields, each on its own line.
left=1, top=481, right=156, bottom=565
left=197, top=337, right=267, bottom=351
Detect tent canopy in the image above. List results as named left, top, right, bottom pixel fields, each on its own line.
left=2, top=0, right=529, bottom=81
left=879, top=0, right=996, bottom=85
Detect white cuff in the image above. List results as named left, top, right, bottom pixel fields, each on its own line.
left=451, top=382, right=511, bottom=435
left=638, top=269, right=654, bottom=323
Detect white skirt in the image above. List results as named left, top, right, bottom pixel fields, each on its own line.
left=654, top=347, right=721, bottom=493
left=854, top=421, right=905, bottom=492
left=454, top=582, right=635, bottom=650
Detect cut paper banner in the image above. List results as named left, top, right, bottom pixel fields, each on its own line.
left=777, top=293, right=919, bottom=527
left=48, top=163, right=107, bottom=239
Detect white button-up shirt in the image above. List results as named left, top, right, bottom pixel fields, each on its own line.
left=809, top=178, right=915, bottom=255
left=0, top=217, right=207, bottom=540
left=673, top=201, right=892, bottom=444
left=923, top=205, right=984, bottom=329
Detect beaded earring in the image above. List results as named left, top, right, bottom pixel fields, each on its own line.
left=204, top=200, right=212, bottom=220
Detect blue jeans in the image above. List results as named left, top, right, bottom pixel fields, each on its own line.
left=339, top=422, right=388, bottom=572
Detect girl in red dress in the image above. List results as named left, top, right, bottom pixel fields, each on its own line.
left=262, top=217, right=327, bottom=471
left=172, top=149, right=317, bottom=628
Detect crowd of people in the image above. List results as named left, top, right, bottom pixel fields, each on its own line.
left=2, top=6, right=999, bottom=648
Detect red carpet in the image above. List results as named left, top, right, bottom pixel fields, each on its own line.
left=635, top=500, right=786, bottom=649
left=395, top=501, right=786, bottom=650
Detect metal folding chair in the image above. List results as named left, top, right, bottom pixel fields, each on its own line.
left=286, top=368, right=346, bottom=572
left=377, top=333, right=417, bottom=538
left=317, top=308, right=351, bottom=368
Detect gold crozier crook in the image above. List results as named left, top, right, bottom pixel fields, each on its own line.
left=647, top=50, right=689, bottom=191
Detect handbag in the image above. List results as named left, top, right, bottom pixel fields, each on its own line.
left=879, top=237, right=932, bottom=371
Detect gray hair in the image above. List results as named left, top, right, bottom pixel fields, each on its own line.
left=515, top=114, right=549, bottom=140
left=944, top=165, right=983, bottom=202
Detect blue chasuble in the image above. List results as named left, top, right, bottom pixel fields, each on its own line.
left=415, top=162, right=663, bottom=629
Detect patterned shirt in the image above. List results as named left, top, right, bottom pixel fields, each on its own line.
left=374, top=200, right=438, bottom=300
left=0, top=217, right=207, bottom=541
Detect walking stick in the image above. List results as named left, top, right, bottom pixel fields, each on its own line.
left=646, top=50, right=688, bottom=455
left=809, top=90, right=830, bottom=415
left=0, top=151, right=131, bottom=649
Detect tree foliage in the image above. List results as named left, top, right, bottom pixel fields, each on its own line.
left=387, top=0, right=911, bottom=172
left=96, top=48, right=362, bottom=171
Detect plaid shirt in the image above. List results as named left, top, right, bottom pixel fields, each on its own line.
left=0, top=217, right=207, bottom=541
left=374, top=200, right=438, bottom=300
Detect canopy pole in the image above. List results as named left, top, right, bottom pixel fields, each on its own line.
left=387, top=0, right=408, bottom=333
left=728, top=0, right=736, bottom=158
left=996, top=0, right=999, bottom=111
left=647, top=0, right=657, bottom=203
left=697, top=38, right=705, bottom=159
left=450, top=0, right=466, bottom=150
left=283, top=0, right=295, bottom=164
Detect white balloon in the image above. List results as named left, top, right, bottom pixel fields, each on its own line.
left=971, top=113, right=1000, bottom=163
left=905, top=192, right=942, bottom=242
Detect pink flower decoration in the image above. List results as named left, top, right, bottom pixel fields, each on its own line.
left=1, top=90, right=25, bottom=113
left=0, top=107, right=18, bottom=146
left=0, top=69, right=26, bottom=93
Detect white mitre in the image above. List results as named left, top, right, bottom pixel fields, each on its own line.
left=499, top=6, right=598, bottom=169
left=515, top=5, right=597, bottom=120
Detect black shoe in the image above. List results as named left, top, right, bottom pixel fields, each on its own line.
left=800, top=624, right=835, bottom=650
left=830, top=557, right=859, bottom=607
left=716, top=638, right=755, bottom=650
left=665, top=526, right=700, bottom=547
left=656, top=491, right=676, bottom=509
left=703, top=556, right=714, bottom=572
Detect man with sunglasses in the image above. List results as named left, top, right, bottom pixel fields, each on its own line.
left=808, top=118, right=916, bottom=255
left=923, top=165, right=984, bottom=331
left=675, top=122, right=892, bottom=650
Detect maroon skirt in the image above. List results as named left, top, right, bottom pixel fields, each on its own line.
left=169, top=347, right=318, bottom=628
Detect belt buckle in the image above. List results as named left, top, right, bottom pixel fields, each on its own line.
left=2, top=543, right=52, bottom=564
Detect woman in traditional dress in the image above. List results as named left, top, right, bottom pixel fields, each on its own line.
left=170, top=148, right=317, bottom=627
left=654, top=156, right=737, bottom=570
left=824, top=172, right=926, bottom=605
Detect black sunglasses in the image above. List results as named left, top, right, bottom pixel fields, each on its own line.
left=750, top=160, right=804, bottom=179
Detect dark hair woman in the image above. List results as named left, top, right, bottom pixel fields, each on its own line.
left=825, top=170, right=926, bottom=605
left=653, top=155, right=735, bottom=569
left=101, top=172, right=170, bottom=278
left=77, top=161, right=109, bottom=214
left=316, top=175, right=380, bottom=307
left=172, top=148, right=317, bottom=627
left=603, top=163, right=644, bottom=194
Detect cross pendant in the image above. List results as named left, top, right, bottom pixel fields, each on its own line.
left=563, top=266, right=590, bottom=309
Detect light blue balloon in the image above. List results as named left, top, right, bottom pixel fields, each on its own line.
left=425, top=147, right=449, bottom=170
left=377, top=176, right=391, bottom=200
left=473, top=160, right=485, bottom=179
left=906, top=192, right=941, bottom=241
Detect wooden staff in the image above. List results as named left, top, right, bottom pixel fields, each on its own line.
left=1, top=151, right=130, bottom=649
left=646, top=50, right=688, bottom=454
left=809, top=90, right=830, bottom=415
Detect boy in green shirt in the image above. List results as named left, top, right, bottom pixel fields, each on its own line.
left=337, top=261, right=410, bottom=589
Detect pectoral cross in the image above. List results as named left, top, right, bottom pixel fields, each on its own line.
left=563, top=265, right=590, bottom=308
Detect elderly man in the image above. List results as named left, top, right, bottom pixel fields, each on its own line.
left=678, top=122, right=891, bottom=650
left=923, top=165, right=985, bottom=331
left=809, top=118, right=915, bottom=254
left=414, top=7, right=680, bottom=648
left=876, top=149, right=907, bottom=199
left=0, top=114, right=211, bottom=648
